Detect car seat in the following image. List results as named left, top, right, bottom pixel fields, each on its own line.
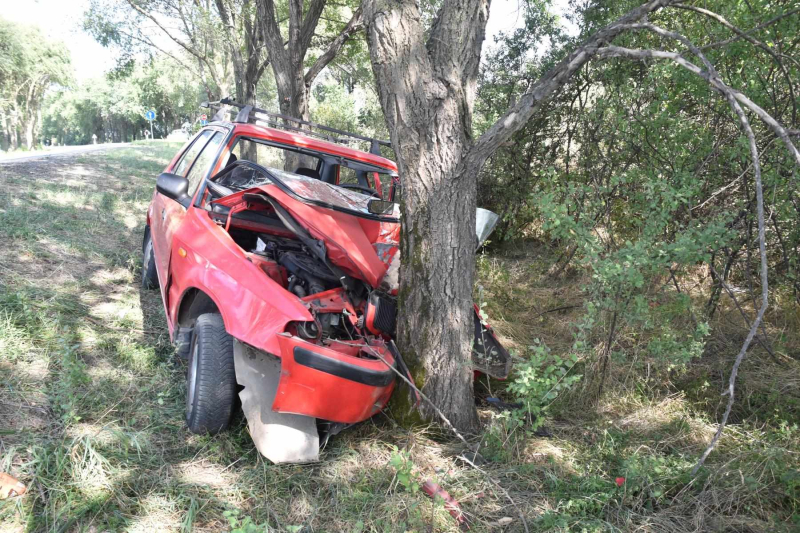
left=294, top=167, right=321, bottom=180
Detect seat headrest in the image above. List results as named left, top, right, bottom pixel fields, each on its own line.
left=295, top=167, right=320, bottom=180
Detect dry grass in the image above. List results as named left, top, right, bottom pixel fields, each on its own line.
left=475, top=241, right=800, bottom=532
left=0, top=144, right=797, bottom=531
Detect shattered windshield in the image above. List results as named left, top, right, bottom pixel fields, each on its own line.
left=270, top=167, right=395, bottom=216
left=213, top=162, right=400, bottom=220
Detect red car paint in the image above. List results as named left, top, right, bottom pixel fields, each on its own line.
left=147, top=119, right=509, bottom=429
left=148, top=122, right=402, bottom=425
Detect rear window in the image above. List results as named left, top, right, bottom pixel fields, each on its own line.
left=231, top=137, right=323, bottom=176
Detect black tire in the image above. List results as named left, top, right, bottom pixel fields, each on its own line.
left=185, top=313, right=237, bottom=435
left=141, top=226, right=158, bottom=290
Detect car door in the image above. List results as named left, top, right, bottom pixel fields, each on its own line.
left=151, top=130, right=212, bottom=289
left=152, top=129, right=226, bottom=309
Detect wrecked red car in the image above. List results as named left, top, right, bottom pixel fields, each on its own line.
left=142, top=100, right=510, bottom=462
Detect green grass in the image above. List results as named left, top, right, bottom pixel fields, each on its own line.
left=0, top=142, right=798, bottom=531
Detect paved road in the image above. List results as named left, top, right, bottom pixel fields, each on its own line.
left=0, top=143, right=131, bottom=164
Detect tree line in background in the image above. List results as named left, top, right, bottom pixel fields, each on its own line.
left=0, top=18, right=70, bottom=150
left=0, top=16, right=196, bottom=148
left=0, top=0, right=381, bottom=149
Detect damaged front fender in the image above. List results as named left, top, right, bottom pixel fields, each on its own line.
left=233, top=341, right=319, bottom=463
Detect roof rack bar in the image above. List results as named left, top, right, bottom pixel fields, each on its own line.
left=234, top=105, right=253, bottom=123
left=251, top=108, right=392, bottom=147
left=203, top=98, right=393, bottom=151
left=252, top=117, right=345, bottom=145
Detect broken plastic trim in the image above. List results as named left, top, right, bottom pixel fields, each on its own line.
left=293, top=346, right=395, bottom=387
left=476, top=208, right=500, bottom=250
left=233, top=341, right=320, bottom=463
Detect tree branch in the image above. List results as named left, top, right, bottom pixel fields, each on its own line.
left=304, top=5, right=363, bottom=87
left=299, top=0, right=327, bottom=57
left=288, top=0, right=304, bottom=66
left=675, top=4, right=800, bottom=69
left=699, top=7, right=800, bottom=52
left=462, top=0, right=677, bottom=174
left=673, top=3, right=798, bottom=121
left=596, top=46, right=800, bottom=167
left=117, top=29, right=202, bottom=79
left=427, top=0, right=490, bottom=86
left=125, top=0, right=204, bottom=62
left=254, top=0, right=289, bottom=68
left=591, top=24, right=780, bottom=471
left=363, top=0, right=434, bottom=141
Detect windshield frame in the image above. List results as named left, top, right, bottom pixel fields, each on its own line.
left=206, top=160, right=400, bottom=223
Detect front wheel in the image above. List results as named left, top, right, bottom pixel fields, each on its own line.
left=185, top=313, right=237, bottom=435
left=141, top=226, right=158, bottom=290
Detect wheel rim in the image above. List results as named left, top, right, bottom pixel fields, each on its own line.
left=186, top=340, right=199, bottom=418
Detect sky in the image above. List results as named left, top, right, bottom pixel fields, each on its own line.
left=486, top=0, right=528, bottom=47
left=0, top=0, right=565, bottom=82
left=2, top=0, right=115, bottom=81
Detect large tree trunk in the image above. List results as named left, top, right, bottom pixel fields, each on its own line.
left=363, top=0, right=687, bottom=433
left=275, top=69, right=310, bottom=121
left=275, top=68, right=312, bottom=171
left=216, top=0, right=267, bottom=107
left=255, top=0, right=362, bottom=125
left=24, top=116, right=35, bottom=150
left=8, top=110, right=19, bottom=151
left=255, top=0, right=340, bottom=171
left=364, top=0, right=489, bottom=432
left=0, top=110, right=9, bottom=152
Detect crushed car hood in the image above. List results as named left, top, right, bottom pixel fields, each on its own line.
left=212, top=184, right=398, bottom=289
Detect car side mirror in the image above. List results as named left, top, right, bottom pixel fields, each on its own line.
left=156, top=172, right=191, bottom=207
left=367, top=199, right=395, bottom=215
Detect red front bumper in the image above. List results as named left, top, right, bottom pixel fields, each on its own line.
left=273, top=334, right=396, bottom=424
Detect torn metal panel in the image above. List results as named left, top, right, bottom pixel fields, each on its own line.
left=472, top=305, right=512, bottom=379
left=233, top=341, right=319, bottom=463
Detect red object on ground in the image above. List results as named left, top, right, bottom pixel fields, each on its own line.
left=0, top=473, right=26, bottom=499
left=422, top=480, right=469, bottom=528
left=615, top=477, right=626, bottom=487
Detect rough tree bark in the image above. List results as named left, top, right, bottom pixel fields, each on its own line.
left=254, top=0, right=363, bottom=120
left=362, top=0, right=679, bottom=432
left=363, top=0, right=798, bottom=434
left=254, top=0, right=363, bottom=169
left=363, top=0, right=490, bottom=432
